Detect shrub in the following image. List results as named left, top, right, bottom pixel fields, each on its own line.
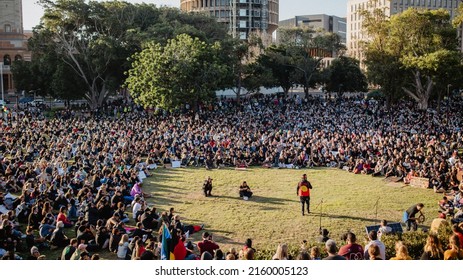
left=382, top=224, right=453, bottom=260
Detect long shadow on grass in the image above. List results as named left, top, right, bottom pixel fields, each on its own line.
left=147, top=194, right=182, bottom=206
left=319, top=213, right=385, bottom=224
left=146, top=182, right=182, bottom=192
left=219, top=195, right=294, bottom=205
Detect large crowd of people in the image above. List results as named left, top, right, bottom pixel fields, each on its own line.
left=1, top=93, right=463, bottom=260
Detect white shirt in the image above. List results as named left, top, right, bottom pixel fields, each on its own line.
left=132, top=202, right=142, bottom=219
left=364, top=240, right=386, bottom=260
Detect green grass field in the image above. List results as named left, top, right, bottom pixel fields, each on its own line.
left=141, top=167, right=441, bottom=251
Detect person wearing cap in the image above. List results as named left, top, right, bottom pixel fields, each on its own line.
left=322, top=239, right=346, bottom=260
left=297, top=174, right=313, bottom=216
left=430, top=213, right=450, bottom=234
left=70, top=243, right=89, bottom=260
left=203, top=177, right=213, bottom=197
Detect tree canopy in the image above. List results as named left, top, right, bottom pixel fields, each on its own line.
left=126, top=34, right=228, bottom=111
left=14, top=0, right=229, bottom=108
left=362, top=7, right=462, bottom=109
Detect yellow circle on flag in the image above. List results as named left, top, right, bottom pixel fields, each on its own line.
left=301, top=186, right=308, bottom=192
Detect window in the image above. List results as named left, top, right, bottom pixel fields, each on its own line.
left=3, top=55, right=11, bottom=66
left=14, top=55, right=22, bottom=61
left=4, top=24, right=11, bottom=33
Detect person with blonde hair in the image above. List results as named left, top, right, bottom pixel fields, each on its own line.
left=444, top=234, right=463, bottom=260
left=272, top=243, right=289, bottom=260
left=390, top=241, right=412, bottom=260
left=420, top=234, right=444, bottom=260
left=117, top=234, right=130, bottom=259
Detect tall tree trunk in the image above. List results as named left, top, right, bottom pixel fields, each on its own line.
left=235, top=75, right=242, bottom=104
left=402, top=71, right=432, bottom=110
left=304, top=85, right=309, bottom=99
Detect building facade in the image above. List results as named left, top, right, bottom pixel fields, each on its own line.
left=279, top=14, right=347, bottom=44
left=180, top=0, right=279, bottom=40
left=0, top=0, right=31, bottom=94
left=347, top=0, right=460, bottom=60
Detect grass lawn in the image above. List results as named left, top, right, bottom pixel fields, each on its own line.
left=142, top=167, right=441, bottom=251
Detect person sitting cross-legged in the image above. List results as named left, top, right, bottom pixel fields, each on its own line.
left=239, top=181, right=253, bottom=200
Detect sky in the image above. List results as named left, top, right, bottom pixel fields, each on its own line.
left=22, top=0, right=348, bottom=30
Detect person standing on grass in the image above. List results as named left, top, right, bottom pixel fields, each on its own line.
left=297, top=174, right=312, bottom=216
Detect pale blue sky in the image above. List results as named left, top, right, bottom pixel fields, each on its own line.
left=23, top=0, right=348, bottom=30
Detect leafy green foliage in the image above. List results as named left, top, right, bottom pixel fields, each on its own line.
left=21, top=0, right=229, bottom=108
left=324, top=57, right=368, bottom=97
left=271, top=27, right=345, bottom=96
left=362, top=7, right=462, bottom=109
left=126, top=34, right=228, bottom=111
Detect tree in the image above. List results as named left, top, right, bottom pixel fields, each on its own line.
left=126, top=34, right=228, bottom=111
left=11, top=60, right=33, bottom=94
left=257, top=44, right=298, bottom=96
left=12, top=28, right=86, bottom=100
left=324, top=56, right=368, bottom=97
left=28, top=0, right=229, bottom=109
left=363, top=7, right=461, bottom=109
left=275, top=27, right=345, bottom=97
left=220, top=33, right=265, bottom=103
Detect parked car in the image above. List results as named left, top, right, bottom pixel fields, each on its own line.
left=19, top=97, right=34, bottom=103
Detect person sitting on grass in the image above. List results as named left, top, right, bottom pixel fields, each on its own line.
left=171, top=215, right=203, bottom=236
left=197, top=232, right=220, bottom=258
left=420, top=234, right=444, bottom=260
left=61, top=238, right=78, bottom=260
left=310, top=246, right=321, bottom=260
left=57, top=206, right=73, bottom=228
left=272, top=243, right=289, bottom=260
left=50, top=221, right=69, bottom=248
left=444, top=234, right=463, bottom=260
left=364, top=230, right=385, bottom=260
left=377, top=220, right=392, bottom=241
left=389, top=241, right=412, bottom=260
left=368, top=244, right=382, bottom=260
left=117, top=234, right=130, bottom=260
left=130, top=182, right=151, bottom=198
left=203, top=177, right=213, bottom=197
left=438, top=196, right=454, bottom=216
left=338, top=232, right=363, bottom=260
left=239, top=181, right=253, bottom=200
left=322, top=239, right=346, bottom=260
